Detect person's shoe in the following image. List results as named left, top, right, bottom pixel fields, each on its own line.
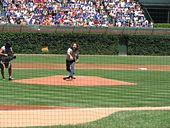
left=63, top=76, right=74, bottom=81
left=63, top=76, right=69, bottom=80
left=68, top=76, right=73, bottom=81
left=2, top=77, right=5, bottom=80
left=9, top=77, right=14, bottom=81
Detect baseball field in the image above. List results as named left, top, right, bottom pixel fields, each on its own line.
left=0, top=54, right=170, bottom=128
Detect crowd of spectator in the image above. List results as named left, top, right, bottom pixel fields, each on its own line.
left=0, top=0, right=153, bottom=27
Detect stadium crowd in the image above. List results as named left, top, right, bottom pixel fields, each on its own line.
left=0, top=0, right=153, bottom=27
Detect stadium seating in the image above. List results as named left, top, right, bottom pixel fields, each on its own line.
left=0, top=0, right=152, bottom=27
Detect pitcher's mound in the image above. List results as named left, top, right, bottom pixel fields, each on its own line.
left=13, top=76, right=135, bottom=86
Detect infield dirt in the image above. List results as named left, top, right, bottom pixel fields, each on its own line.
left=0, top=105, right=170, bottom=128
left=13, top=63, right=170, bottom=71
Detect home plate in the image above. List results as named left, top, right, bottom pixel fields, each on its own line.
left=13, top=76, right=136, bottom=86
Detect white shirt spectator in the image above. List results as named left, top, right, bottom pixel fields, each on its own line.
left=89, top=20, right=94, bottom=26
left=120, top=1, right=125, bottom=8
left=0, top=0, right=151, bottom=27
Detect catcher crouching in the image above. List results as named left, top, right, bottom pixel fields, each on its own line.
left=0, top=42, right=16, bottom=80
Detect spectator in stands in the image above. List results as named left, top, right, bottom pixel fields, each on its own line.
left=0, top=0, right=152, bottom=27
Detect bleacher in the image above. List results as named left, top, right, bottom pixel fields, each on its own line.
left=0, top=0, right=152, bottom=27
left=0, top=0, right=7, bottom=24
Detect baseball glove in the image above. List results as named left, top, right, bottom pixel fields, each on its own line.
left=76, top=58, right=79, bottom=63
left=0, top=55, right=16, bottom=62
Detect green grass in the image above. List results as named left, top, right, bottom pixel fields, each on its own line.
left=1, top=69, right=170, bottom=107
left=31, top=110, right=170, bottom=128
left=15, top=55, right=170, bottom=65
left=1, top=55, right=170, bottom=128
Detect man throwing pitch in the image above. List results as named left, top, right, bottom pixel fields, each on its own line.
left=63, top=41, right=79, bottom=81
left=0, top=42, right=15, bottom=80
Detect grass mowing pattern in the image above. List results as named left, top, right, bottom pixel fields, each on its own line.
left=1, top=55, right=170, bottom=128
left=0, top=69, right=170, bottom=107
